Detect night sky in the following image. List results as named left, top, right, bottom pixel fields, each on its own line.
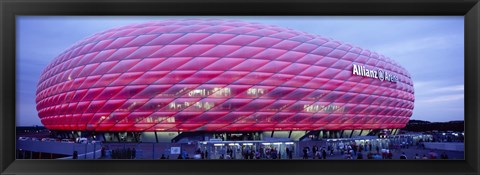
left=16, top=16, right=464, bottom=126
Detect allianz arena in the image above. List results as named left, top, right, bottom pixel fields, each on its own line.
left=35, top=19, right=414, bottom=134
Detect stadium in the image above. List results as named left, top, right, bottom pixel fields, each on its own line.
left=35, top=19, right=414, bottom=143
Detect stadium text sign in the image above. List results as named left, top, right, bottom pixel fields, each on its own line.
left=352, top=64, right=398, bottom=83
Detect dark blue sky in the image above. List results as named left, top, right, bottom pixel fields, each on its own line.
left=16, top=16, right=464, bottom=126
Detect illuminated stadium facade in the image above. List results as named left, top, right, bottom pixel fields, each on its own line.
left=35, top=19, right=414, bottom=141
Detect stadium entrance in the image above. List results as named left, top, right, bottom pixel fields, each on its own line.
left=197, top=140, right=296, bottom=159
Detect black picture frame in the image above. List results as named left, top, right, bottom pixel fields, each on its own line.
left=1, top=0, right=479, bottom=175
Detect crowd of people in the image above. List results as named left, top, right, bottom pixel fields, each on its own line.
left=297, top=140, right=451, bottom=160
left=301, top=145, right=329, bottom=159
left=160, top=146, right=450, bottom=160
left=100, top=137, right=453, bottom=160
left=110, top=147, right=136, bottom=159
left=301, top=142, right=376, bottom=160
left=216, top=145, right=295, bottom=160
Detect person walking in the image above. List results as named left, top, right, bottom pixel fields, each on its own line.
left=205, top=149, right=209, bottom=159
left=73, top=151, right=78, bottom=159
left=315, top=150, right=321, bottom=159
left=286, top=147, right=290, bottom=159
left=414, top=153, right=420, bottom=159
left=255, top=150, right=261, bottom=159
left=271, top=148, right=277, bottom=159
left=250, top=149, right=255, bottom=159
left=182, top=150, right=187, bottom=159
left=101, top=147, right=106, bottom=158
left=387, top=151, right=393, bottom=159
left=259, top=147, right=264, bottom=159
left=288, top=146, right=293, bottom=159
left=322, top=149, right=327, bottom=160
left=352, top=144, right=357, bottom=156
left=302, top=147, right=308, bottom=159
left=132, top=148, right=136, bottom=159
